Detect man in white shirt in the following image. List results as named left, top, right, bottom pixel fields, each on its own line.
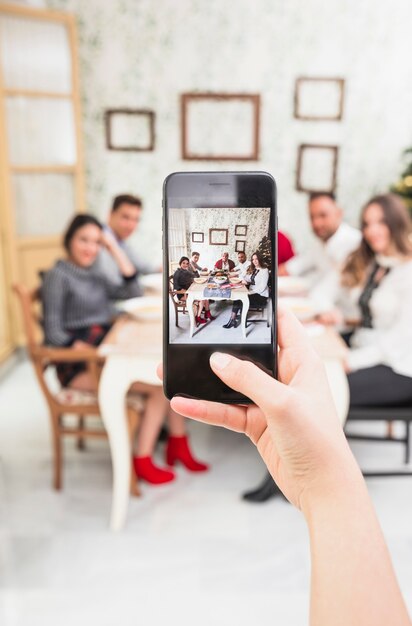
left=279, top=192, right=361, bottom=312
left=95, top=194, right=158, bottom=297
left=232, top=251, right=251, bottom=279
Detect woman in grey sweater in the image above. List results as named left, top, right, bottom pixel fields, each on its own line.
left=42, top=214, right=208, bottom=484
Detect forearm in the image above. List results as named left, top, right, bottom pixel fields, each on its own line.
left=108, top=245, right=136, bottom=277
left=304, top=471, right=410, bottom=626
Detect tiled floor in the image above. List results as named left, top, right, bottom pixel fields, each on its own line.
left=0, top=359, right=411, bottom=626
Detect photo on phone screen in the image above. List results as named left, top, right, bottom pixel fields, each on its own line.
left=163, top=171, right=276, bottom=403
left=168, top=206, right=272, bottom=345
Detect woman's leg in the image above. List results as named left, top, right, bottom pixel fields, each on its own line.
left=166, top=404, right=209, bottom=472
left=130, top=382, right=168, bottom=456
left=348, top=365, right=412, bottom=407
left=223, top=300, right=241, bottom=327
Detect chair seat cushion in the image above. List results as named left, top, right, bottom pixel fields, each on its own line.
left=55, top=388, right=145, bottom=412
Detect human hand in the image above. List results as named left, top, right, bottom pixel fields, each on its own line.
left=72, top=340, right=91, bottom=350
left=316, top=309, right=343, bottom=326
left=100, top=230, right=118, bottom=254
left=278, top=264, right=289, bottom=276
left=167, top=307, right=360, bottom=516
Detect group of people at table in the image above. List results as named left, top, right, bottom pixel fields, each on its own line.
left=41, top=190, right=412, bottom=501
left=172, top=249, right=270, bottom=328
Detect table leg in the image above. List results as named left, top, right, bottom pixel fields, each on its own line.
left=98, top=355, right=134, bottom=531
left=187, top=294, right=195, bottom=337
left=240, top=295, right=250, bottom=339
left=323, top=358, right=350, bottom=427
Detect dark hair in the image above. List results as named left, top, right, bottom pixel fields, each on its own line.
left=309, top=192, right=336, bottom=203
left=179, top=256, right=190, bottom=266
left=111, top=194, right=142, bottom=212
left=63, top=214, right=102, bottom=252
left=342, top=193, right=412, bottom=287
left=191, top=251, right=200, bottom=257
left=248, top=250, right=267, bottom=272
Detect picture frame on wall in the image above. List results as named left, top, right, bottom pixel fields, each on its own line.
left=235, top=225, right=248, bottom=237
left=235, top=240, right=246, bottom=253
left=191, top=232, right=204, bottom=243
left=209, top=228, right=228, bottom=246
left=105, top=108, right=156, bottom=151
left=294, top=77, right=345, bottom=121
left=296, top=144, right=339, bottom=193
left=181, top=93, right=260, bottom=161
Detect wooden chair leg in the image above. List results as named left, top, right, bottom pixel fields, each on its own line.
left=175, top=307, right=179, bottom=327
left=51, top=411, right=63, bottom=491
left=77, top=415, right=86, bottom=450
left=127, top=407, right=141, bottom=497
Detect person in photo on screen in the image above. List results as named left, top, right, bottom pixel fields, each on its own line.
left=173, top=256, right=215, bottom=325
left=232, top=250, right=251, bottom=279
left=189, top=251, right=207, bottom=275
left=214, top=251, right=235, bottom=271
left=223, top=252, right=269, bottom=329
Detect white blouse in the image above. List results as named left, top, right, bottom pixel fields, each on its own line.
left=244, top=267, right=269, bottom=297
left=347, top=258, right=412, bottom=377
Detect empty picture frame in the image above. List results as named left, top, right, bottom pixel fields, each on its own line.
left=191, top=232, right=204, bottom=243
left=105, top=108, right=155, bottom=151
left=209, top=228, right=228, bottom=246
left=294, top=77, right=345, bottom=121
left=296, top=144, right=339, bottom=194
left=235, top=240, right=246, bottom=253
left=181, top=93, right=260, bottom=161
left=235, top=224, right=248, bottom=237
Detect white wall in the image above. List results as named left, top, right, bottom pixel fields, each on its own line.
left=47, top=0, right=412, bottom=257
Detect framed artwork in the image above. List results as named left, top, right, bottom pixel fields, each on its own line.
left=191, top=232, right=204, bottom=243
left=235, top=224, right=248, bottom=237
left=209, top=228, right=228, bottom=246
left=105, top=108, right=155, bottom=151
left=296, top=144, right=339, bottom=194
left=181, top=93, right=260, bottom=161
left=235, top=240, right=246, bottom=253
left=294, top=77, right=345, bottom=121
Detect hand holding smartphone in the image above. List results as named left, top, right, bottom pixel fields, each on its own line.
left=163, top=171, right=277, bottom=403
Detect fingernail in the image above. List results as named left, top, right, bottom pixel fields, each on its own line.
left=210, top=352, right=232, bottom=371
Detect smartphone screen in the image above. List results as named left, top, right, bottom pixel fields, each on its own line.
left=163, top=171, right=277, bottom=403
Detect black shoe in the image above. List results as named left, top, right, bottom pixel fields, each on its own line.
left=223, top=319, right=235, bottom=328
left=242, top=472, right=286, bottom=503
left=234, top=316, right=241, bottom=328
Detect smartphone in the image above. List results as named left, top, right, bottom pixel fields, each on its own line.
left=163, top=171, right=277, bottom=403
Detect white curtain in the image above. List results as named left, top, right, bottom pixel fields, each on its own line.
left=168, top=210, right=187, bottom=273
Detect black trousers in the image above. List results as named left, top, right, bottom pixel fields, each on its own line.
left=232, top=294, right=267, bottom=315
left=348, top=365, right=412, bottom=407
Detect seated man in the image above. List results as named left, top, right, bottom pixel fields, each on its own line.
left=95, top=194, right=159, bottom=297
left=279, top=192, right=361, bottom=313
left=232, top=250, right=251, bottom=278
left=214, top=251, right=235, bottom=271
left=189, top=251, right=207, bottom=275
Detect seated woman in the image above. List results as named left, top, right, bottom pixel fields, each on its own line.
left=43, top=215, right=208, bottom=485
left=173, top=256, right=214, bottom=325
left=339, top=193, right=412, bottom=406
left=223, top=251, right=269, bottom=329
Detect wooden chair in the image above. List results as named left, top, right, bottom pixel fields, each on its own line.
left=168, top=275, right=188, bottom=327
left=13, top=284, right=143, bottom=496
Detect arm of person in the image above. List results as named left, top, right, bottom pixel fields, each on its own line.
left=164, top=307, right=410, bottom=626
left=101, top=231, right=136, bottom=278
left=250, top=267, right=269, bottom=294
left=42, top=271, right=73, bottom=346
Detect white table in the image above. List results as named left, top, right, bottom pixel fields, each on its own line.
left=98, top=315, right=349, bottom=531
left=186, top=281, right=250, bottom=339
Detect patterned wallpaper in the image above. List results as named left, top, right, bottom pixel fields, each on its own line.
left=46, top=0, right=412, bottom=258
left=184, top=207, right=270, bottom=269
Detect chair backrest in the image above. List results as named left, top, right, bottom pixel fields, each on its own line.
left=13, top=284, right=43, bottom=351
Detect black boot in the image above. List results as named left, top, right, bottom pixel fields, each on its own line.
left=223, top=318, right=235, bottom=328
left=242, top=472, right=286, bottom=503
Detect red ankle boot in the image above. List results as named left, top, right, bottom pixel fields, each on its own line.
left=205, top=310, right=215, bottom=321
left=196, top=315, right=207, bottom=325
left=166, top=436, right=209, bottom=472
left=133, top=456, right=175, bottom=484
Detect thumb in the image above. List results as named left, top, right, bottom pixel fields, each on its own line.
left=209, top=352, right=289, bottom=412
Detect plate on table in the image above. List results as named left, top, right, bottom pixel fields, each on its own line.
left=278, top=276, right=309, bottom=296
left=117, top=296, right=162, bottom=321
left=139, top=273, right=162, bottom=293
left=279, top=297, right=316, bottom=322
left=230, top=277, right=242, bottom=284
left=194, top=277, right=207, bottom=284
